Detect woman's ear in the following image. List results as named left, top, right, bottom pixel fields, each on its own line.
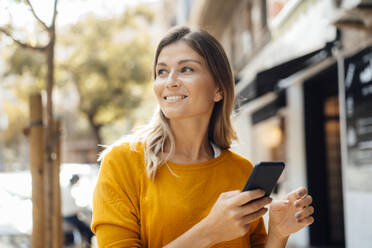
left=214, top=89, right=223, bottom=102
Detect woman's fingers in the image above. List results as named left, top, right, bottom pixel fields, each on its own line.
left=237, top=196, right=272, bottom=215
left=219, top=190, right=271, bottom=221
left=232, top=189, right=266, bottom=206
left=287, top=187, right=307, bottom=202
left=294, top=195, right=313, bottom=209
left=240, top=207, right=269, bottom=224
left=295, top=206, right=314, bottom=221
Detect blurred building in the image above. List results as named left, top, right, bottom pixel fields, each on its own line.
left=166, top=0, right=372, bottom=247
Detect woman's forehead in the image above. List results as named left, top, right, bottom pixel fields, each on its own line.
left=157, top=41, right=204, bottom=65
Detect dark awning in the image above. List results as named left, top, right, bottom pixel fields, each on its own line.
left=235, top=41, right=337, bottom=109
left=251, top=91, right=287, bottom=124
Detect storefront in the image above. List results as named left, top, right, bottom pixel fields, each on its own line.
left=232, top=30, right=371, bottom=248
left=186, top=0, right=372, bottom=246
left=232, top=40, right=346, bottom=246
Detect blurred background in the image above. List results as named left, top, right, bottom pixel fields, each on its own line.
left=0, top=0, right=371, bottom=247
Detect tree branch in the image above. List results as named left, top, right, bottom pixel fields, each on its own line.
left=24, top=0, right=49, bottom=30
left=51, top=0, right=58, bottom=30
left=0, top=27, right=47, bottom=52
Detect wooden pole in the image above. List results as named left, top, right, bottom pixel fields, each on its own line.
left=29, top=94, right=45, bottom=248
left=44, top=139, right=53, bottom=248
left=52, top=120, right=62, bottom=248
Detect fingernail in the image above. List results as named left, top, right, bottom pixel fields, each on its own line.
left=284, top=200, right=289, bottom=205
left=295, top=213, right=301, bottom=218
left=295, top=202, right=300, bottom=208
left=297, top=190, right=304, bottom=196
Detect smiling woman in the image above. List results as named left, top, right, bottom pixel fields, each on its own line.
left=91, top=26, right=314, bottom=248
left=154, top=41, right=223, bottom=125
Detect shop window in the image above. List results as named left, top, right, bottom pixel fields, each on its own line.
left=250, top=114, right=287, bottom=196
left=251, top=114, right=286, bottom=163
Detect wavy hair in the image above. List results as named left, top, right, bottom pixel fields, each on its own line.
left=99, top=26, right=237, bottom=180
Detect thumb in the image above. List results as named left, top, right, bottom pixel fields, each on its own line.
left=270, top=200, right=290, bottom=211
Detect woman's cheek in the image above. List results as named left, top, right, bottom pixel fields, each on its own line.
left=153, top=81, right=162, bottom=98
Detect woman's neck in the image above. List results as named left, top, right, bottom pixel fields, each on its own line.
left=166, top=116, right=214, bottom=164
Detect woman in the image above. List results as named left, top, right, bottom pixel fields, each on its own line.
left=91, top=26, right=314, bottom=248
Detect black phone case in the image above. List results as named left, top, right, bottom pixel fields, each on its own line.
left=242, top=161, right=285, bottom=197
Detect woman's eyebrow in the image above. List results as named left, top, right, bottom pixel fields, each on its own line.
left=156, top=62, right=167, bottom=67
left=156, top=59, right=202, bottom=67
left=179, top=59, right=202, bottom=65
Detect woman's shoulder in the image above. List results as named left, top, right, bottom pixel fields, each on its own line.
left=223, top=149, right=254, bottom=169
left=99, top=139, right=146, bottom=176
left=99, top=134, right=143, bottom=158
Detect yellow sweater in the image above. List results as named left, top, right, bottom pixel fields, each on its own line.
left=91, top=143, right=267, bottom=248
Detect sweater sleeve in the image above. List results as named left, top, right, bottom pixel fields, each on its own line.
left=250, top=217, right=267, bottom=248
left=91, top=146, right=142, bottom=248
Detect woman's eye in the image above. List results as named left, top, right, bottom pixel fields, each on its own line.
left=181, top=67, right=193, bottom=73
left=157, top=69, right=167, bottom=76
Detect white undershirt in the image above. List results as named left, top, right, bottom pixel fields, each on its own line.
left=211, top=142, right=221, bottom=158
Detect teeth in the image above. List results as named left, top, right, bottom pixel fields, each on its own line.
left=165, top=96, right=186, bottom=101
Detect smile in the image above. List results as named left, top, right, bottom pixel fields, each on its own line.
left=164, top=96, right=187, bottom=102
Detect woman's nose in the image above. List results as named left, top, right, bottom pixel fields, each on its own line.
left=165, top=71, right=180, bottom=88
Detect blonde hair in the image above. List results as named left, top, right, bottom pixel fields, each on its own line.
left=99, top=26, right=237, bottom=180
left=131, top=107, right=176, bottom=179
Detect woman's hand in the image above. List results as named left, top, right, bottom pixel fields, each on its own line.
left=268, top=187, right=314, bottom=240
left=200, top=189, right=272, bottom=246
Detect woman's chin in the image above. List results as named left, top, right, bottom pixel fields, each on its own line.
left=162, top=111, right=187, bottom=120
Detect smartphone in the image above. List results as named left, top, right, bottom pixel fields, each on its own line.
left=242, top=161, right=285, bottom=202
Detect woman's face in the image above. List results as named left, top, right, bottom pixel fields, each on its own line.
left=154, top=41, right=222, bottom=120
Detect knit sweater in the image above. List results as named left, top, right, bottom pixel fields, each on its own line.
left=91, top=142, right=267, bottom=248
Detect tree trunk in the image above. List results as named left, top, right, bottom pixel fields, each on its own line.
left=87, top=114, right=103, bottom=155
